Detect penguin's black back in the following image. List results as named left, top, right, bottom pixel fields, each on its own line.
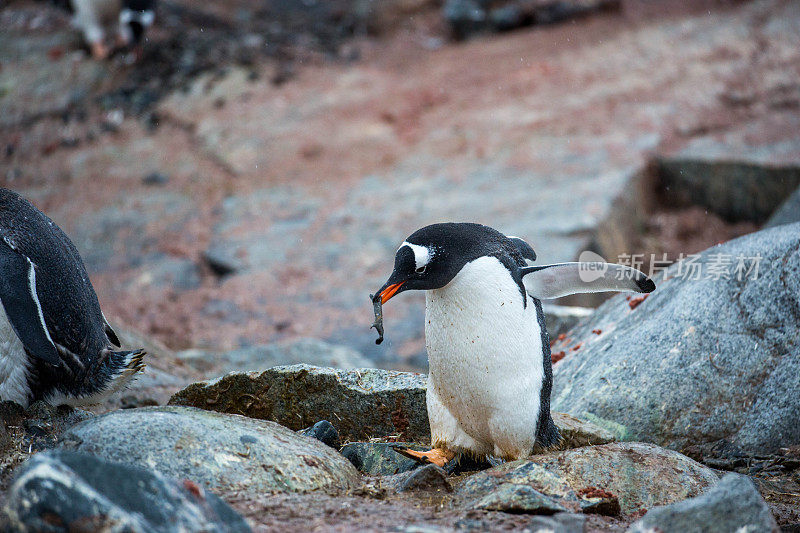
left=0, top=189, right=109, bottom=362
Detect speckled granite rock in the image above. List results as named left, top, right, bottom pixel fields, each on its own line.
left=58, top=406, right=361, bottom=496
left=169, top=365, right=429, bottom=443
left=553, top=224, right=800, bottom=458
left=456, top=442, right=717, bottom=515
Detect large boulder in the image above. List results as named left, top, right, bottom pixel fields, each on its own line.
left=552, top=223, right=800, bottom=459
left=456, top=443, right=718, bottom=515
left=3, top=449, right=250, bottom=533
left=169, top=365, right=429, bottom=443
left=628, top=473, right=779, bottom=533
left=58, top=406, right=360, bottom=496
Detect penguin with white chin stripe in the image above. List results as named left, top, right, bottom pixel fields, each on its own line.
left=0, top=188, right=146, bottom=408
left=372, top=222, right=655, bottom=468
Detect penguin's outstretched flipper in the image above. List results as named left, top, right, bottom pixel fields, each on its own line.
left=0, top=240, right=60, bottom=365
left=520, top=262, right=655, bottom=300
left=390, top=445, right=455, bottom=468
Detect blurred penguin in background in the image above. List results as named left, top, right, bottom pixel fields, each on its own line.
left=69, top=0, right=156, bottom=59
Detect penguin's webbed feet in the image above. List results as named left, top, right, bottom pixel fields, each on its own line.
left=391, top=445, right=455, bottom=468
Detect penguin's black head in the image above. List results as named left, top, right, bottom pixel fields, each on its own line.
left=373, top=223, right=520, bottom=304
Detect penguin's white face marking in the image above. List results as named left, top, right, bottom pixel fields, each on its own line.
left=399, top=241, right=433, bottom=272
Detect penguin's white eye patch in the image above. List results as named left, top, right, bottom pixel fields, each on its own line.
left=400, top=241, right=433, bottom=271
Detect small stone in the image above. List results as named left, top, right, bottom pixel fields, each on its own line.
left=340, top=442, right=426, bottom=475
left=300, top=420, right=340, bottom=449
left=396, top=464, right=451, bottom=493
left=143, top=172, right=169, bottom=186
left=475, top=484, right=569, bottom=514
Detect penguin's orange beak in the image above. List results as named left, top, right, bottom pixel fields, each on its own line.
left=376, top=282, right=405, bottom=304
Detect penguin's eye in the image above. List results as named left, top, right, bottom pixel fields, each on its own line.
left=415, top=265, right=427, bottom=274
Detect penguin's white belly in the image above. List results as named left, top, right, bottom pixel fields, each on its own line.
left=0, top=304, right=31, bottom=407
left=425, top=256, right=544, bottom=460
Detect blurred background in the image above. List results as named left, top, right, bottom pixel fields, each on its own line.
left=1, top=0, right=799, bottom=388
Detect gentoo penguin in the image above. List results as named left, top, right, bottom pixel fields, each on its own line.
left=0, top=188, right=146, bottom=407
left=69, top=0, right=156, bottom=59
left=372, top=222, right=655, bottom=467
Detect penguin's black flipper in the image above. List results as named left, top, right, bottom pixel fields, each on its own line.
left=0, top=240, right=60, bottom=365
left=102, top=314, right=121, bottom=347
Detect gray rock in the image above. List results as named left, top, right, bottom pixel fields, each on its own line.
left=627, top=473, right=779, bottom=533
left=474, top=483, right=569, bottom=514
left=456, top=442, right=717, bottom=515
left=169, top=364, right=429, bottom=443
left=3, top=449, right=250, bottom=533
left=552, top=223, right=800, bottom=458
left=58, top=406, right=361, bottom=496
left=299, top=420, right=340, bottom=449
left=396, top=464, right=451, bottom=493
left=341, top=442, right=428, bottom=475
left=177, top=338, right=373, bottom=375
left=765, top=186, right=800, bottom=228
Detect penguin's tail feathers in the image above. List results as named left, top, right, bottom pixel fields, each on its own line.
left=104, top=348, right=147, bottom=394
left=57, top=349, right=147, bottom=407
left=119, top=348, right=147, bottom=375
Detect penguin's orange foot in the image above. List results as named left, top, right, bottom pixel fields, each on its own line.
left=391, top=446, right=455, bottom=468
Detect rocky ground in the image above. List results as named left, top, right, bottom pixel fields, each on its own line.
left=1, top=0, right=800, bottom=531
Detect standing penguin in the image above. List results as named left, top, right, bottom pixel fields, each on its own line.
left=372, top=222, right=654, bottom=467
left=69, top=0, right=156, bottom=59
left=0, top=189, right=146, bottom=407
